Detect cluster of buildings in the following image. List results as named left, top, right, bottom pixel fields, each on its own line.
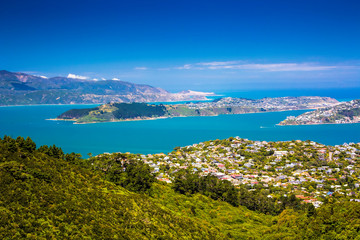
left=135, top=137, right=360, bottom=207
left=186, top=96, right=338, bottom=112
left=281, top=99, right=360, bottom=125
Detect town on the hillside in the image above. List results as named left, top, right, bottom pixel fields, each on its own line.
left=97, top=137, right=360, bottom=208
left=280, top=99, right=360, bottom=125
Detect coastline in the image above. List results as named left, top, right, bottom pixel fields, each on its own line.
left=0, top=95, right=218, bottom=108
left=278, top=121, right=360, bottom=126
left=0, top=103, right=101, bottom=108
left=49, top=116, right=172, bottom=124
left=51, top=109, right=311, bottom=124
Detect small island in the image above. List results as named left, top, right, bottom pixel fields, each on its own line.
left=279, top=99, right=360, bottom=125
left=55, top=96, right=339, bottom=124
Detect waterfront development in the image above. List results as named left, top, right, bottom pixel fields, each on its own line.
left=280, top=99, right=360, bottom=125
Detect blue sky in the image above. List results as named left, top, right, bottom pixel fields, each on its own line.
left=1, top=0, right=360, bottom=91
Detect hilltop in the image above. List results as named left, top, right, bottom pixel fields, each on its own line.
left=56, top=96, right=339, bottom=123
left=279, top=99, right=360, bottom=125
left=0, top=70, right=214, bottom=105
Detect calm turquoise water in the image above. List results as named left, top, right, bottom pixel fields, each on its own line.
left=1, top=103, right=360, bottom=157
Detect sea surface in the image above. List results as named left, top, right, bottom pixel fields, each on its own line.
left=1, top=89, right=359, bottom=157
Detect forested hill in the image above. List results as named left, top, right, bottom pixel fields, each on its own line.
left=0, top=70, right=213, bottom=105
left=1, top=136, right=360, bottom=239
left=0, top=136, right=260, bottom=239
left=57, top=102, right=168, bottom=123
left=56, top=96, right=339, bottom=123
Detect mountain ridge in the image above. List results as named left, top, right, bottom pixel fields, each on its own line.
left=0, top=70, right=214, bottom=105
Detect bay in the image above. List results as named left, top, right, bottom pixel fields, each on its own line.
left=1, top=104, right=360, bottom=157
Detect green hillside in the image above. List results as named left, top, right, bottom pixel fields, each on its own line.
left=57, top=102, right=168, bottom=123
left=0, top=136, right=272, bottom=239
left=1, top=136, right=360, bottom=239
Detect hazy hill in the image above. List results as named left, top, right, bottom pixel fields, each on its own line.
left=0, top=70, right=213, bottom=105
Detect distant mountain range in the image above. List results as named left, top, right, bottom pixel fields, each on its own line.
left=0, top=70, right=215, bottom=105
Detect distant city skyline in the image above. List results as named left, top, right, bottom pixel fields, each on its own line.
left=1, top=0, right=360, bottom=91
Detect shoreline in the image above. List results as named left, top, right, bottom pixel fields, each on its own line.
left=50, top=108, right=313, bottom=124
left=278, top=121, right=360, bottom=126
left=0, top=103, right=101, bottom=108
left=0, top=96, right=219, bottom=108
left=49, top=116, right=172, bottom=124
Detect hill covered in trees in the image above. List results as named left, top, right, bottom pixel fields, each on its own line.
left=56, top=96, right=339, bottom=123
left=57, top=102, right=168, bottom=123
left=1, top=136, right=360, bottom=239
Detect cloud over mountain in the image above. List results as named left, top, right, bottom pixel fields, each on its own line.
left=67, top=74, right=89, bottom=80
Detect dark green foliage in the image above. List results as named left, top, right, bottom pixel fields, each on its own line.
left=64, top=152, right=83, bottom=165
left=120, top=160, right=156, bottom=192
left=173, top=170, right=239, bottom=206
left=271, top=202, right=360, bottom=239
left=112, top=102, right=167, bottom=119
left=0, top=136, right=227, bottom=239
left=38, top=144, right=65, bottom=159
left=15, top=136, right=36, bottom=153
left=89, top=154, right=156, bottom=193
left=57, top=107, right=98, bottom=119
left=173, top=170, right=313, bottom=216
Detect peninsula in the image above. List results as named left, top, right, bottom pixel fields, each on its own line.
left=56, top=96, right=339, bottom=123
left=279, top=99, right=360, bottom=125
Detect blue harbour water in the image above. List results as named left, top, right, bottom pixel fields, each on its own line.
left=1, top=89, right=359, bottom=157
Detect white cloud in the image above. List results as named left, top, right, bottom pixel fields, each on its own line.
left=196, top=61, right=241, bottom=66
left=92, top=78, right=99, bottom=81
left=174, top=62, right=343, bottom=72
left=37, top=75, right=48, bottom=79
left=112, top=77, right=120, bottom=81
left=67, top=73, right=89, bottom=80
left=134, top=67, right=148, bottom=70
left=236, top=63, right=336, bottom=71
left=176, top=64, right=192, bottom=70
left=101, top=77, right=106, bottom=80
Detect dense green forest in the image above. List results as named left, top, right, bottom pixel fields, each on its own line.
left=112, top=103, right=167, bottom=119
left=57, top=107, right=99, bottom=119
left=1, top=136, right=360, bottom=239
left=57, top=102, right=168, bottom=123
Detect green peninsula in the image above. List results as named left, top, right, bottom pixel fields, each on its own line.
left=56, top=96, right=339, bottom=123
left=280, top=99, right=360, bottom=125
